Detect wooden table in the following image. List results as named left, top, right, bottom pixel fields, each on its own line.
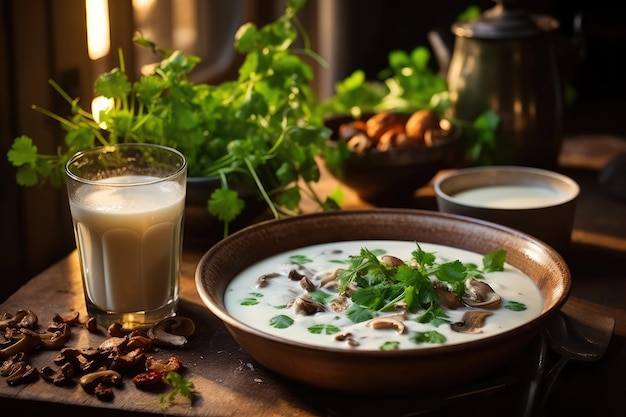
left=1, top=135, right=626, bottom=416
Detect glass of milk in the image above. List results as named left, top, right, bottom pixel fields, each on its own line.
left=65, top=143, right=187, bottom=330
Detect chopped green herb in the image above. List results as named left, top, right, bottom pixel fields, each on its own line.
left=308, top=323, right=341, bottom=335
left=156, top=371, right=196, bottom=412
left=240, top=292, right=263, bottom=306
left=345, top=303, right=375, bottom=323
left=380, top=341, right=400, bottom=351
left=482, top=249, right=507, bottom=272
left=504, top=300, right=527, bottom=311
left=410, top=330, right=447, bottom=344
left=289, top=254, right=313, bottom=264
left=270, top=314, right=294, bottom=329
left=310, top=289, right=335, bottom=305
left=415, top=306, right=450, bottom=327
left=240, top=298, right=260, bottom=306
left=338, top=243, right=507, bottom=322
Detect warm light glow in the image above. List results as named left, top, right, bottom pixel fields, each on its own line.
left=132, top=0, right=157, bottom=25
left=91, top=96, right=114, bottom=128
left=173, top=0, right=197, bottom=51
left=86, top=0, right=111, bottom=60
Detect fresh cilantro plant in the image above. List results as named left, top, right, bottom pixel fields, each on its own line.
left=6, top=0, right=343, bottom=236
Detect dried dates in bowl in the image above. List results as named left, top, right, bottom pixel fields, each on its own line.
left=325, top=111, right=463, bottom=205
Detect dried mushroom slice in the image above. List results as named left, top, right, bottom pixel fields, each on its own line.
left=366, top=316, right=407, bottom=335
left=451, top=311, right=493, bottom=334
left=148, top=317, right=196, bottom=347
left=462, top=279, right=502, bottom=309
left=288, top=295, right=326, bottom=316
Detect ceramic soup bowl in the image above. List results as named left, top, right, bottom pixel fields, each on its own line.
left=195, top=209, right=570, bottom=394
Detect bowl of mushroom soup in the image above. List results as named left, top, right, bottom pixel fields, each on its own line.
left=195, top=209, right=570, bottom=394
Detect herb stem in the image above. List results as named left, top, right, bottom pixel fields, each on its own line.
left=244, top=157, right=280, bottom=218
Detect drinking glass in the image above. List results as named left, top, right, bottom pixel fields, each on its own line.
left=65, top=143, right=187, bottom=330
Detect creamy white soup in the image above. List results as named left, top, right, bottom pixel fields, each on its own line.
left=224, top=240, right=543, bottom=351
left=452, top=185, right=566, bottom=209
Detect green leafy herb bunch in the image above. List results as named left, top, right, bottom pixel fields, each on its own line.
left=7, top=0, right=342, bottom=236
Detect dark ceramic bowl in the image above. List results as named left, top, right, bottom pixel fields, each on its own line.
left=184, top=176, right=268, bottom=244
left=434, top=166, right=580, bottom=252
left=324, top=114, right=463, bottom=205
left=195, top=209, right=570, bottom=394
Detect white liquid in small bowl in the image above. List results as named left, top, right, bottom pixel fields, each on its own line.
left=452, top=185, right=567, bottom=209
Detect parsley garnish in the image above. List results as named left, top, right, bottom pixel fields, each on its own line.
left=410, top=330, right=447, bottom=344
left=504, top=301, right=527, bottom=311
left=380, top=341, right=400, bottom=351
left=308, top=324, right=341, bottom=335
left=240, top=292, right=263, bottom=306
left=289, top=254, right=313, bottom=264
left=156, top=371, right=196, bottom=413
left=338, top=243, right=506, bottom=321
left=269, top=314, right=294, bottom=329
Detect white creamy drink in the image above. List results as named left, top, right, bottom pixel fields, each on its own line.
left=69, top=175, right=185, bottom=316
left=452, top=185, right=565, bottom=209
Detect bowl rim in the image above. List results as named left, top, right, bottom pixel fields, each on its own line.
left=195, top=208, right=571, bottom=358
left=434, top=165, right=581, bottom=211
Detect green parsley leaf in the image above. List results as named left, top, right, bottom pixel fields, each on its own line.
left=308, top=324, right=340, bottom=335
left=16, top=164, right=39, bottom=187
left=289, top=254, right=313, bottom=264
left=410, top=330, right=447, bottom=344
left=7, top=136, right=38, bottom=166
left=482, top=248, right=507, bottom=272
left=345, top=303, right=375, bottom=323
left=269, top=314, right=294, bottom=329
left=155, top=371, right=196, bottom=412
left=380, top=341, right=400, bottom=351
left=95, top=68, right=132, bottom=99
left=416, top=307, right=450, bottom=327
left=240, top=298, right=260, bottom=306
left=208, top=188, right=245, bottom=222
left=309, top=289, right=334, bottom=305
left=504, top=301, right=527, bottom=311
left=351, top=282, right=405, bottom=311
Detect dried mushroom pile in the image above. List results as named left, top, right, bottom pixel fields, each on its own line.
left=337, top=110, right=455, bottom=153
left=0, top=309, right=195, bottom=404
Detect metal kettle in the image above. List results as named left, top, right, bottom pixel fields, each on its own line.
left=430, top=0, right=564, bottom=168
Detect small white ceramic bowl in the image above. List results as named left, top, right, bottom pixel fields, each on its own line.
left=434, top=166, right=580, bottom=252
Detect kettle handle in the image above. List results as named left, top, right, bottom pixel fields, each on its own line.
left=427, top=27, right=454, bottom=77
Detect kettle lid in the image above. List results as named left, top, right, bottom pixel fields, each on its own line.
left=452, top=0, right=558, bottom=39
